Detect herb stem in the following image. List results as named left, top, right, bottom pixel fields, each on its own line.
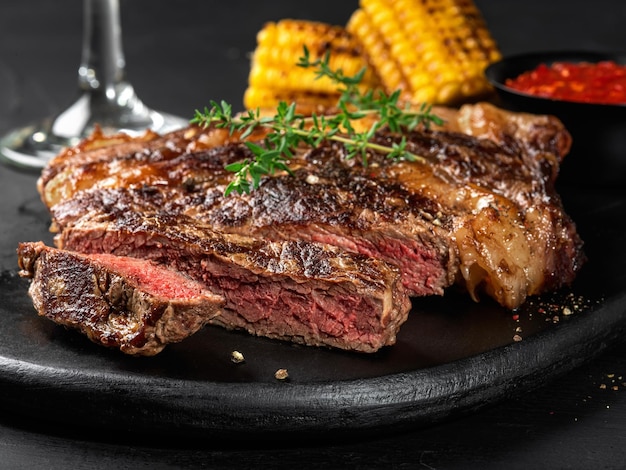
left=191, top=46, right=443, bottom=195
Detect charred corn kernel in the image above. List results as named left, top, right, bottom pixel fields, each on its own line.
left=244, top=19, right=380, bottom=111
left=346, top=9, right=409, bottom=95
left=347, top=0, right=502, bottom=106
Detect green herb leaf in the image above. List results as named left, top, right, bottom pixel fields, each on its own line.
left=192, top=47, right=444, bottom=195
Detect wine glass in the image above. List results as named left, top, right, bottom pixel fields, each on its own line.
left=0, top=0, right=188, bottom=170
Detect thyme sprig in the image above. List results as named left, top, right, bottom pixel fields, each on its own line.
left=191, top=46, right=444, bottom=196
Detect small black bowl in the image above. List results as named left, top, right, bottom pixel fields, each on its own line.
left=485, top=51, right=626, bottom=187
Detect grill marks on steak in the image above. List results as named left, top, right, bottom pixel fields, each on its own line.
left=197, top=141, right=582, bottom=308
left=28, top=102, right=585, bottom=353
left=53, top=207, right=411, bottom=353
left=17, top=241, right=224, bottom=355
left=49, top=167, right=457, bottom=298
left=46, top=115, right=583, bottom=308
left=201, top=162, right=459, bottom=297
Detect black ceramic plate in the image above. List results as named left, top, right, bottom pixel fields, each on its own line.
left=485, top=51, right=626, bottom=186
left=0, top=185, right=625, bottom=439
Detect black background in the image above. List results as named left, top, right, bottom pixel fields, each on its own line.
left=1, top=1, right=626, bottom=468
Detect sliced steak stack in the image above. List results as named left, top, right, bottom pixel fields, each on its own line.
left=19, top=203, right=410, bottom=354
left=21, top=102, right=585, bottom=354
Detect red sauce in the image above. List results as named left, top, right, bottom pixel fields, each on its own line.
left=505, top=61, right=626, bottom=105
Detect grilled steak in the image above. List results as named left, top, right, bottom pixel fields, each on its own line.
left=17, top=241, right=224, bottom=355
left=41, top=103, right=583, bottom=309
left=48, top=207, right=410, bottom=353
left=22, top=102, right=585, bottom=354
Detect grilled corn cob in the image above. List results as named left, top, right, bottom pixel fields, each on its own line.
left=244, top=19, right=381, bottom=112
left=347, top=0, right=501, bottom=105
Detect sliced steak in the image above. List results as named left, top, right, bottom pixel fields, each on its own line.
left=44, top=103, right=584, bottom=309
left=53, top=208, right=411, bottom=353
left=17, top=241, right=224, bottom=356
left=25, top=102, right=585, bottom=355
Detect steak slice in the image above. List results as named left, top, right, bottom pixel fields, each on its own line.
left=53, top=207, right=411, bottom=353
left=17, top=241, right=224, bottom=356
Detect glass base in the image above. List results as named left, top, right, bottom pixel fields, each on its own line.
left=0, top=105, right=189, bottom=171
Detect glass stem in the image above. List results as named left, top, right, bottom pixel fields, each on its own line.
left=51, top=0, right=153, bottom=138
left=0, top=0, right=187, bottom=170
left=79, top=0, right=126, bottom=96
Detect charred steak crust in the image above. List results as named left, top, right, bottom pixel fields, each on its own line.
left=25, top=102, right=585, bottom=354
left=17, top=241, right=224, bottom=356
left=54, top=209, right=411, bottom=353
left=45, top=103, right=583, bottom=309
